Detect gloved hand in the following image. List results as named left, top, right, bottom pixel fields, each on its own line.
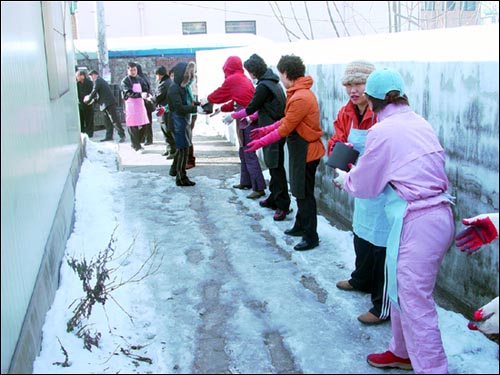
left=83, top=95, right=91, bottom=104
left=333, top=168, right=347, bottom=189
left=231, top=108, right=248, bottom=120
left=250, top=121, right=281, bottom=141
left=249, top=111, right=259, bottom=122
left=199, top=97, right=209, bottom=106
left=327, top=138, right=338, bottom=157
left=156, top=106, right=165, bottom=117
left=141, top=92, right=149, bottom=99
left=197, top=106, right=207, bottom=114
left=468, top=296, right=499, bottom=335
left=245, top=129, right=281, bottom=152
left=455, top=213, right=499, bottom=255
left=222, top=113, right=234, bottom=125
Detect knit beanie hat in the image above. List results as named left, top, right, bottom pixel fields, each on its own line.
left=341, top=61, right=375, bottom=85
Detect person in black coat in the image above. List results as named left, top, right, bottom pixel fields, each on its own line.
left=151, top=65, right=175, bottom=158
left=85, top=70, right=126, bottom=142
left=167, top=62, right=203, bottom=186
left=136, top=63, right=154, bottom=145
left=224, top=54, right=290, bottom=221
left=76, top=70, right=94, bottom=137
left=120, top=62, right=151, bottom=152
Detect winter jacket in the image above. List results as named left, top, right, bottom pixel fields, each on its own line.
left=330, top=100, right=376, bottom=143
left=207, top=56, right=255, bottom=112
left=345, top=104, right=449, bottom=207
left=245, top=68, right=286, bottom=126
left=120, top=75, right=149, bottom=100
left=167, top=62, right=197, bottom=116
left=152, top=75, right=172, bottom=107
left=277, top=76, right=325, bottom=162
left=77, top=77, right=93, bottom=106
left=87, top=76, right=117, bottom=111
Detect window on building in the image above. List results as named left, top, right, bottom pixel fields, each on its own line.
left=41, top=1, right=70, bottom=99
left=461, top=1, right=477, bottom=11
left=422, top=1, right=436, bottom=11
left=225, top=20, right=256, bottom=34
left=182, top=21, right=207, bottom=35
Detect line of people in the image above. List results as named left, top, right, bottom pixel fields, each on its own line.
left=200, top=54, right=497, bottom=375
left=80, top=57, right=497, bottom=374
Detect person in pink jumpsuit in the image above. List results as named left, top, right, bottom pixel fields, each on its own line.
left=334, top=67, right=455, bottom=374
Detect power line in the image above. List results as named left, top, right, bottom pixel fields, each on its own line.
left=168, top=1, right=332, bottom=23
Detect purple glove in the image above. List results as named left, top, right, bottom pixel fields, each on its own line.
left=250, top=120, right=281, bottom=141
left=231, top=108, right=248, bottom=120
left=245, top=129, right=281, bottom=152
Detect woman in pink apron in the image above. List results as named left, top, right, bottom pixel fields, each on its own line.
left=120, top=61, right=150, bottom=152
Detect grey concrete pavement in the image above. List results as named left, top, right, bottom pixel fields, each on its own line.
left=92, top=118, right=242, bottom=179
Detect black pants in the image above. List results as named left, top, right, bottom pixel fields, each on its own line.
left=350, top=234, right=389, bottom=319
left=127, top=126, right=143, bottom=151
left=267, top=139, right=290, bottom=211
left=79, top=106, right=94, bottom=137
left=141, top=109, right=153, bottom=143
left=187, top=115, right=196, bottom=163
left=294, top=159, right=320, bottom=243
left=161, top=119, right=176, bottom=154
left=172, top=147, right=189, bottom=182
left=104, top=104, right=125, bottom=139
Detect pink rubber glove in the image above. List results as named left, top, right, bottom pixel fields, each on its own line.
left=250, top=120, right=281, bottom=141
left=455, top=213, right=499, bottom=255
left=245, top=129, right=281, bottom=152
left=249, top=111, right=259, bottom=122
left=231, top=108, right=248, bottom=120
left=468, top=296, right=499, bottom=334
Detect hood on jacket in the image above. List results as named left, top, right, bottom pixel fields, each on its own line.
left=259, top=68, right=280, bottom=84
left=287, top=76, right=313, bottom=95
left=223, top=56, right=243, bottom=78
left=172, top=62, right=188, bottom=86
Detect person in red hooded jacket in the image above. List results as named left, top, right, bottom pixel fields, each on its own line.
left=205, top=56, right=266, bottom=199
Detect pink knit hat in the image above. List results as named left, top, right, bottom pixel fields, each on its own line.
left=341, top=61, right=375, bottom=85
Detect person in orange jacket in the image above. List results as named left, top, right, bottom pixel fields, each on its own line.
left=246, top=55, right=325, bottom=251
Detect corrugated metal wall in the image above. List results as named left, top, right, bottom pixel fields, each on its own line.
left=1, top=2, right=81, bottom=373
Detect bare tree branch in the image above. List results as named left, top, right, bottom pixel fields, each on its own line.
left=290, top=1, right=310, bottom=39
left=325, top=1, right=341, bottom=37
left=304, top=1, right=315, bottom=39
left=332, top=1, right=350, bottom=36
left=268, top=1, right=301, bottom=41
left=387, top=1, right=392, bottom=32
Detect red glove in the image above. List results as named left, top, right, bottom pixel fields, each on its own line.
left=250, top=120, right=281, bottom=141
left=245, top=129, right=281, bottom=152
left=455, top=213, right=499, bottom=255
left=468, top=296, right=499, bottom=334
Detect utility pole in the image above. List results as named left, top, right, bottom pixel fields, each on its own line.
left=95, top=1, right=110, bottom=82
